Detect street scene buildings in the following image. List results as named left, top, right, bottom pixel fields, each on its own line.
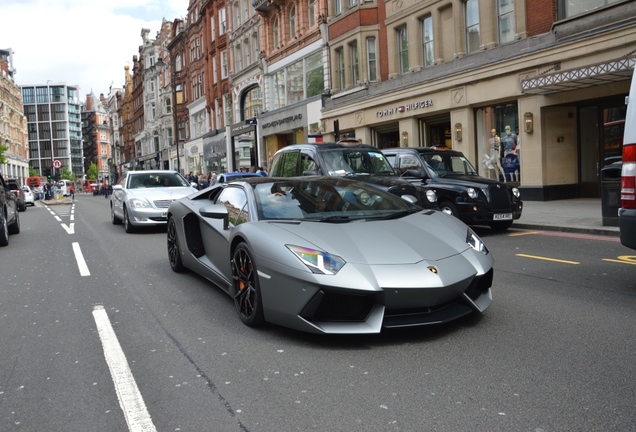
left=1, top=0, right=635, bottom=202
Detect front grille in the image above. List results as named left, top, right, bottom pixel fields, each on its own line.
left=153, top=199, right=174, bottom=208
left=488, top=185, right=512, bottom=211
left=301, top=290, right=375, bottom=322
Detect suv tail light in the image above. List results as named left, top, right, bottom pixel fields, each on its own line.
left=622, top=144, right=636, bottom=209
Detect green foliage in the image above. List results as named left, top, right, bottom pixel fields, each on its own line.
left=60, top=165, right=76, bottom=181
left=86, top=162, right=99, bottom=180
left=0, top=144, right=7, bottom=165
left=29, top=167, right=38, bottom=177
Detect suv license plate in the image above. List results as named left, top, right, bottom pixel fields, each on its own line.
left=493, top=213, right=513, bottom=220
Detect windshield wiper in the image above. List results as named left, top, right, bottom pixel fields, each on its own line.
left=364, top=209, right=420, bottom=220
left=310, top=215, right=352, bottom=223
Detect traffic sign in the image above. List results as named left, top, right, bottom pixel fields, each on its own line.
left=53, top=159, right=62, bottom=169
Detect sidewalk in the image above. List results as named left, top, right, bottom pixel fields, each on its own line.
left=514, top=198, right=619, bottom=237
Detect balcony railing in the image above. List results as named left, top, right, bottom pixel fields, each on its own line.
left=253, top=0, right=276, bottom=12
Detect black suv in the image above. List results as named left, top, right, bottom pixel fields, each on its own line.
left=269, top=141, right=438, bottom=209
left=0, top=175, right=21, bottom=246
left=382, top=146, right=523, bottom=230
left=6, top=179, right=26, bottom=211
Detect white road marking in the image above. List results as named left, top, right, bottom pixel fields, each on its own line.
left=92, top=305, right=157, bottom=432
left=62, top=223, right=75, bottom=234
left=72, top=242, right=90, bottom=276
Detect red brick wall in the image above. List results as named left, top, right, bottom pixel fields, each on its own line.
left=526, top=0, right=557, bottom=36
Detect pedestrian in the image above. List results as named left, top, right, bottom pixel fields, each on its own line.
left=69, top=184, right=75, bottom=201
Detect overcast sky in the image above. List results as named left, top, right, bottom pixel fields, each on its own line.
left=1, top=0, right=189, bottom=100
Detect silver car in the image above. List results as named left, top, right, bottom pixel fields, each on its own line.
left=167, top=176, right=493, bottom=334
left=110, top=170, right=198, bottom=233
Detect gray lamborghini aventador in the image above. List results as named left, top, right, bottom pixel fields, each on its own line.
left=167, top=176, right=493, bottom=334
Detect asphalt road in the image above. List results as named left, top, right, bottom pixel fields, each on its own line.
left=1, top=195, right=635, bottom=432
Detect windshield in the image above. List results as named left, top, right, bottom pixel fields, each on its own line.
left=254, top=178, right=419, bottom=221
left=322, top=150, right=395, bottom=177
left=127, top=173, right=190, bottom=189
left=422, top=153, right=478, bottom=177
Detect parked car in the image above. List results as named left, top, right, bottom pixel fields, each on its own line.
left=382, top=146, right=523, bottom=230
left=166, top=176, right=493, bottom=334
left=21, top=186, right=35, bottom=206
left=6, top=179, right=26, bottom=212
left=619, top=68, right=636, bottom=249
left=268, top=140, right=437, bottom=209
left=209, top=172, right=262, bottom=186
left=0, top=175, right=21, bottom=246
left=110, top=170, right=199, bottom=233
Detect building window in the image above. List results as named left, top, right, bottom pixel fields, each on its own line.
left=165, top=97, right=171, bottom=114
left=234, top=1, right=241, bottom=28
left=213, top=57, right=218, bottom=83
left=244, top=39, right=250, bottom=66
left=349, top=41, right=359, bottom=85
left=349, top=0, right=357, bottom=8
left=219, top=7, right=227, bottom=35
left=465, top=0, right=480, bottom=53
left=421, top=16, right=434, bottom=67
left=397, top=26, right=409, bottom=74
left=273, top=17, right=279, bottom=48
left=235, top=45, right=242, bottom=72
left=308, top=0, right=316, bottom=27
left=211, top=15, right=215, bottom=40
left=252, top=32, right=259, bottom=61
left=498, top=0, right=515, bottom=44
left=336, top=48, right=345, bottom=89
left=366, top=37, right=377, bottom=82
left=221, top=51, right=228, bottom=78
left=151, top=102, right=156, bottom=120
left=289, top=5, right=296, bottom=38
left=335, top=0, right=342, bottom=15
left=287, top=59, right=303, bottom=104
left=223, top=94, right=232, bottom=126
left=306, top=51, right=324, bottom=98
left=564, top=0, right=620, bottom=18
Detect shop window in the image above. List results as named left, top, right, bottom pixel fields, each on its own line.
left=477, top=105, right=520, bottom=183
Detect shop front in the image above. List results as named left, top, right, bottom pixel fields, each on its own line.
left=258, top=104, right=308, bottom=167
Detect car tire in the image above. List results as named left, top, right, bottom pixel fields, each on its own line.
left=111, top=204, right=121, bottom=225
left=123, top=206, right=136, bottom=233
left=18, top=202, right=26, bottom=212
left=0, top=211, right=9, bottom=247
left=8, top=207, right=20, bottom=235
left=231, top=243, right=265, bottom=327
left=439, top=201, right=459, bottom=218
left=167, top=217, right=185, bottom=273
left=490, top=220, right=513, bottom=231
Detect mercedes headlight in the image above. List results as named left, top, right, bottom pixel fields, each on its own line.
left=127, top=197, right=152, bottom=208
left=287, top=245, right=346, bottom=275
left=466, top=228, right=489, bottom=255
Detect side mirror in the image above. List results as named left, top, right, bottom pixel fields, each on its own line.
left=199, top=204, right=230, bottom=230
left=302, top=170, right=318, bottom=176
left=402, top=169, right=423, bottom=178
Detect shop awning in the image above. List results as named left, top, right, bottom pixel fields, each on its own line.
left=521, top=56, right=635, bottom=95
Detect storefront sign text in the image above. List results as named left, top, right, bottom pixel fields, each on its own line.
left=262, top=114, right=303, bottom=129
left=376, top=99, right=433, bottom=117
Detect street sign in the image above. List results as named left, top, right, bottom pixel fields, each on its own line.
left=53, top=159, right=62, bottom=169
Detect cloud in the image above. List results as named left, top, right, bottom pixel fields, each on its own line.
left=1, top=0, right=188, bottom=98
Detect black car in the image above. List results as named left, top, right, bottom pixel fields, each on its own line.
left=6, top=179, right=26, bottom=211
left=268, top=140, right=438, bottom=209
left=382, top=146, right=523, bottom=230
left=0, top=175, right=21, bottom=246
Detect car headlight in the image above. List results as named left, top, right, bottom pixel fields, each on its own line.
left=426, top=189, right=437, bottom=203
left=127, top=198, right=152, bottom=208
left=467, top=187, right=478, bottom=199
left=287, top=245, right=346, bottom=275
left=466, top=228, right=489, bottom=255
left=512, top=187, right=520, bottom=198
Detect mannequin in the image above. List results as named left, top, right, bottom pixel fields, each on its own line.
left=485, top=128, right=505, bottom=181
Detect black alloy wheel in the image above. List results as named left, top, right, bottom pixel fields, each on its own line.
left=167, top=217, right=185, bottom=272
left=231, top=243, right=265, bottom=327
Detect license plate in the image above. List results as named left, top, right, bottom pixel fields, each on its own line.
left=493, top=213, right=513, bottom=220
left=161, top=211, right=167, bottom=218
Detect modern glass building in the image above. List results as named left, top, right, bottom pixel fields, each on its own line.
left=20, top=83, right=84, bottom=180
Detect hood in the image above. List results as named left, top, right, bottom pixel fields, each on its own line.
left=129, top=186, right=198, bottom=201
left=427, top=174, right=505, bottom=190
left=350, top=174, right=417, bottom=190
left=272, top=211, right=469, bottom=265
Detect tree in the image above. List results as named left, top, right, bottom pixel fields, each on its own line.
left=0, top=144, right=7, bottom=165
left=60, top=165, right=76, bottom=181
left=29, top=167, right=38, bottom=177
left=86, top=162, right=99, bottom=180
